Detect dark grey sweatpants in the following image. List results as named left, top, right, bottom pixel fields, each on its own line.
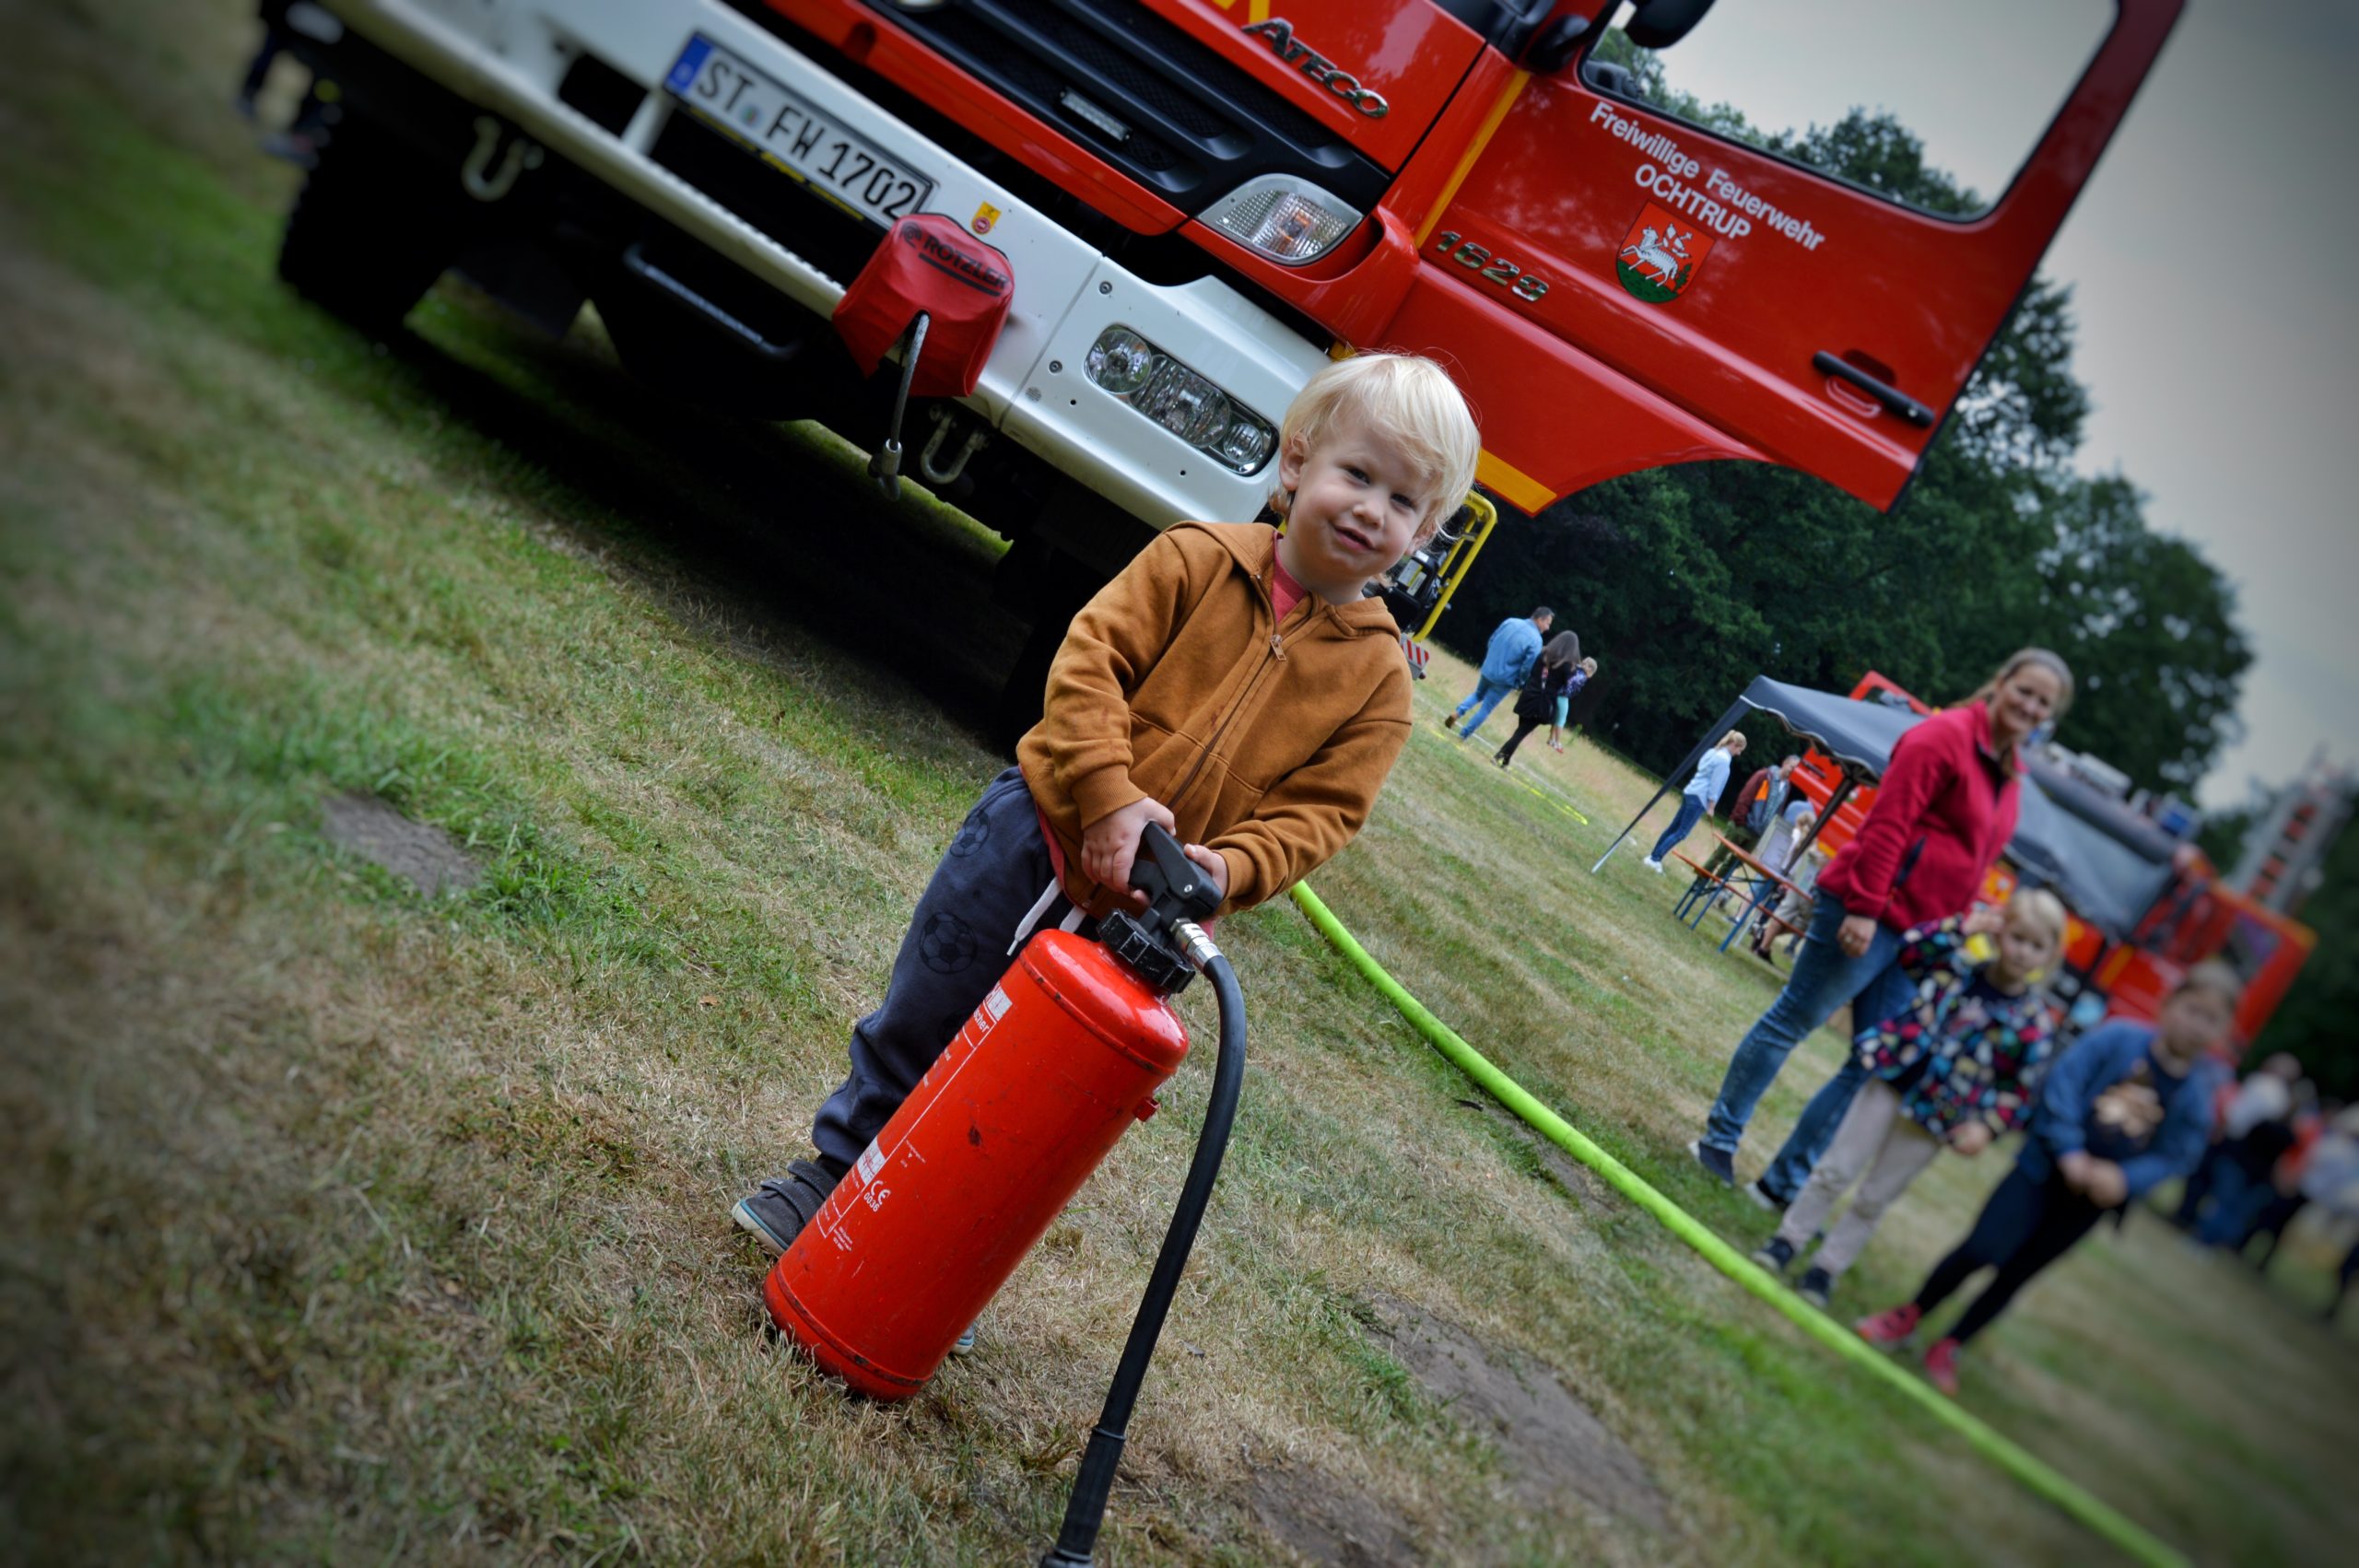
left=808, top=766, right=1081, bottom=1172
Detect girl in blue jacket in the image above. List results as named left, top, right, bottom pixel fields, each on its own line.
left=1642, top=731, right=1746, bottom=872
left=1856, top=961, right=2241, bottom=1395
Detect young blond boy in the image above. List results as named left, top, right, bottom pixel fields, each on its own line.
left=734, top=353, right=1481, bottom=1255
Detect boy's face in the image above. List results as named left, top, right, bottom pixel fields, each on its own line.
left=1275, top=410, right=1436, bottom=603
left=2159, top=986, right=2236, bottom=1059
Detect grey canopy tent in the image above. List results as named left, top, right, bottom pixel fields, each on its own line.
left=1590, top=675, right=2178, bottom=942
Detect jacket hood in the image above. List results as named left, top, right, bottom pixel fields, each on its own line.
left=1178, top=521, right=1402, bottom=639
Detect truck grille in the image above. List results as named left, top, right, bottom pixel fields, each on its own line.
left=870, top=0, right=1390, bottom=211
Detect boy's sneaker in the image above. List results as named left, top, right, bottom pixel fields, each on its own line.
left=1442, top=711, right=1460, bottom=731
left=952, top=1323, right=978, bottom=1355
left=1744, top=1179, right=1790, bottom=1213
left=1686, top=1138, right=1735, bottom=1186
left=1796, top=1266, right=1834, bottom=1310
left=1643, top=857, right=1665, bottom=874
left=731, top=1159, right=840, bottom=1258
left=1922, top=1337, right=1963, bottom=1397
left=1750, top=1235, right=1796, bottom=1273
left=1854, top=1302, right=1922, bottom=1346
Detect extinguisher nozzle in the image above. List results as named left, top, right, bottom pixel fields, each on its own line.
left=1043, top=947, right=1245, bottom=1565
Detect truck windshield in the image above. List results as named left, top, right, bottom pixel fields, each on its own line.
left=1583, top=0, right=2118, bottom=217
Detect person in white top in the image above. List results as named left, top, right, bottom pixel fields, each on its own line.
left=1642, top=731, right=1746, bottom=872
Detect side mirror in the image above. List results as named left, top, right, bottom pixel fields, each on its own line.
left=1524, top=0, right=1714, bottom=75
left=1624, top=0, right=1715, bottom=50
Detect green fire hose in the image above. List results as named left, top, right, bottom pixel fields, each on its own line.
left=1289, top=882, right=2184, bottom=1568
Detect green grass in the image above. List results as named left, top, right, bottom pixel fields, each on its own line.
left=3, top=5, right=2355, bottom=1563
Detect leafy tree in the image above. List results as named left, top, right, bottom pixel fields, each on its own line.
left=2023, top=474, right=2251, bottom=791
left=2254, top=820, right=2359, bottom=1098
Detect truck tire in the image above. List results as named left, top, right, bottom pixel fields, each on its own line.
left=990, top=540, right=1110, bottom=754
left=277, top=123, right=462, bottom=334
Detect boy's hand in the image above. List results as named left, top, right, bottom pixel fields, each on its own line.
left=1182, top=843, right=1228, bottom=906
left=2082, top=1159, right=2130, bottom=1209
left=1962, top=905, right=2006, bottom=939
left=2059, top=1150, right=2095, bottom=1190
left=1082, top=796, right=1176, bottom=904
left=1948, top=1120, right=1993, bottom=1157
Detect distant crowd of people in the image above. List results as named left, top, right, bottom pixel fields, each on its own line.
left=1442, top=606, right=1597, bottom=767
left=1613, top=647, right=2353, bottom=1392
left=2173, top=1054, right=2359, bottom=1315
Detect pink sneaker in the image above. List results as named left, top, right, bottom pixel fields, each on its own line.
left=1854, top=1302, right=1921, bottom=1346
left=1922, top=1337, right=1962, bottom=1397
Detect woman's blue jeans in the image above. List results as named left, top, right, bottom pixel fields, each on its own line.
left=1701, top=896, right=1912, bottom=1200
left=1649, top=795, right=1708, bottom=861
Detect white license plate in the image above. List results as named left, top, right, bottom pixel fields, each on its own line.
left=663, top=35, right=934, bottom=229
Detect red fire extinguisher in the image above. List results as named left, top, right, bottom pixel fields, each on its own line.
left=764, top=826, right=1247, bottom=1565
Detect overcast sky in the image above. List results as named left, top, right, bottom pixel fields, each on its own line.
left=1653, top=0, right=2357, bottom=808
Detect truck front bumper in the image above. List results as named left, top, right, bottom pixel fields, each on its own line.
left=316, top=0, right=1332, bottom=532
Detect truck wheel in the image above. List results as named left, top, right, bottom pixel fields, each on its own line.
left=277, top=123, right=462, bottom=333
left=990, top=541, right=1110, bottom=754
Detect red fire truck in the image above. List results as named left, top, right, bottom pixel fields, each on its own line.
left=252, top=0, right=2181, bottom=707
left=1786, top=673, right=2317, bottom=1054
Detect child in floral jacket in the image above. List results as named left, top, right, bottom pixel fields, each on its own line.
left=1753, top=891, right=2067, bottom=1307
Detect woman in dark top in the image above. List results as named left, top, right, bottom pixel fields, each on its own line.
left=1493, top=636, right=1586, bottom=769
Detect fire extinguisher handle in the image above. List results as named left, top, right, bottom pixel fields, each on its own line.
left=1043, top=935, right=1246, bottom=1568
left=1130, top=822, right=1220, bottom=923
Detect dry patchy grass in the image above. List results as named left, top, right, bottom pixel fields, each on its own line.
left=4, top=5, right=2356, bottom=1565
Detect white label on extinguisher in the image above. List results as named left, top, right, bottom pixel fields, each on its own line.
left=855, top=1139, right=886, bottom=1186
left=983, top=985, right=1012, bottom=1023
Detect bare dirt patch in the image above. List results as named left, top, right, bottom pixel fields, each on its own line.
left=1371, top=1293, right=1669, bottom=1534
left=1247, top=1465, right=1420, bottom=1566
left=320, top=791, right=478, bottom=895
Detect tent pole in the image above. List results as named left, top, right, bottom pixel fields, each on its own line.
left=1790, top=771, right=1858, bottom=865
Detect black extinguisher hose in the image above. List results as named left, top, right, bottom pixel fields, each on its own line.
left=1041, top=918, right=1243, bottom=1567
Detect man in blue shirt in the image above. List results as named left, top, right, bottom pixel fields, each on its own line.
left=1444, top=607, right=1552, bottom=743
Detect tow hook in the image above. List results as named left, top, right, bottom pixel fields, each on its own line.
left=462, top=116, right=544, bottom=203
left=919, top=406, right=991, bottom=487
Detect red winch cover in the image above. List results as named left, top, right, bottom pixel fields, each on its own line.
left=832, top=214, right=1014, bottom=398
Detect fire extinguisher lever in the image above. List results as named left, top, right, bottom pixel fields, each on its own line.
left=1043, top=918, right=1245, bottom=1568
left=1097, top=824, right=1223, bottom=995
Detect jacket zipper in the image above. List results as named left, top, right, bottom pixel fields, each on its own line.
left=1166, top=591, right=1299, bottom=814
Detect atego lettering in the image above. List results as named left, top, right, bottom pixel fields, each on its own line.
left=1241, top=18, right=1389, bottom=119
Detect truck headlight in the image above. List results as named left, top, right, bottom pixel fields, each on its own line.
left=1202, top=175, right=1360, bottom=266
left=1084, top=327, right=1277, bottom=475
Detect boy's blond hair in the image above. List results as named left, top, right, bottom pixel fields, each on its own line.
left=1268, top=351, right=1480, bottom=544
left=2175, top=958, right=2245, bottom=1012
left=2004, top=887, right=2069, bottom=949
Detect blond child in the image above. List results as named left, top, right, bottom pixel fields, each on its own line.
left=733, top=353, right=1481, bottom=1270
left=1642, top=730, right=1746, bottom=872
left=1548, top=657, right=1596, bottom=752
left=1754, top=892, right=2067, bottom=1307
